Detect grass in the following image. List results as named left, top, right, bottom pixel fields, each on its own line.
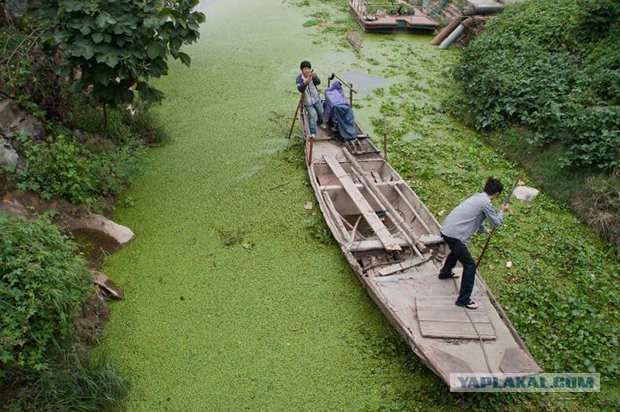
left=100, top=0, right=619, bottom=410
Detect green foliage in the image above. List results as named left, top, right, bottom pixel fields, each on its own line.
left=0, top=214, right=92, bottom=378
left=305, top=214, right=334, bottom=245
left=448, top=0, right=620, bottom=171
left=28, top=0, right=205, bottom=107
left=366, top=1, right=417, bottom=16
left=0, top=26, right=66, bottom=119
left=17, top=348, right=128, bottom=411
left=10, top=131, right=143, bottom=206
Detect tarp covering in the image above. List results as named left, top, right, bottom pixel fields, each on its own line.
left=324, top=81, right=356, bottom=140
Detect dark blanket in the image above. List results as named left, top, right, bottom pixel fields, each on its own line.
left=332, top=105, right=356, bottom=140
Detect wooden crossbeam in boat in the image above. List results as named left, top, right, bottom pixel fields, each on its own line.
left=376, top=256, right=431, bottom=276
left=323, top=155, right=402, bottom=251
left=349, top=237, right=409, bottom=252
left=342, top=149, right=425, bottom=258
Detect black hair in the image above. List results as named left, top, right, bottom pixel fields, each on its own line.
left=483, top=177, right=503, bottom=196
left=300, top=60, right=312, bottom=70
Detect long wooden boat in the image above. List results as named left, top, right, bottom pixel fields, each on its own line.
left=350, top=0, right=438, bottom=33
left=298, top=81, right=541, bottom=388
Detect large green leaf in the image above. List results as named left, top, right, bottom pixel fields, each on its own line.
left=92, top=32, right=104, bottom=44
left=178, top=52, right=191, bottom=67
left=104, top=54, right=119, bottom=68
left=146, top=42, right=165, bottom=59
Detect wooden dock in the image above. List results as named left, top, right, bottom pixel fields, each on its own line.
left=350, top=0, right=439, bottom=33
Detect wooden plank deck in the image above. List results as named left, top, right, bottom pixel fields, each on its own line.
left=416, top=296, right=497, bottom=340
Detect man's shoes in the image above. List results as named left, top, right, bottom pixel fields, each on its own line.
left=438, top=272, right=459, bottom=279
left=310, top=133, right=316, bottom=138
left=455, top=300, right=479, bottom=310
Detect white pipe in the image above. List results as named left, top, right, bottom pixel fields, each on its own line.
left=439, top=23, right=465, bottom=49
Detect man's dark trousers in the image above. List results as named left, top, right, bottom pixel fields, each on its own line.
left=439, top=234, right=476, bottom=305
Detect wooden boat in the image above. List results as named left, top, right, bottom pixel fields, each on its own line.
left=350, top=0, right=438, bottom=33
left=298, top=78, right=542, bottom=388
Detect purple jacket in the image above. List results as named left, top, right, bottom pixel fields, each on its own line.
left=324, top=81, right=349, bottom=122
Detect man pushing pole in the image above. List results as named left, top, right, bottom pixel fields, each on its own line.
left=438, top=177, right=509, bottom=310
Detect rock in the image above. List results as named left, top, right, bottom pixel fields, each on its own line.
left=0, top=137, right=19, bottom=169
left=0, top=199, right=30, bottom=218
left=66, top=213, right=135, bottom=247
left=17, top=116, right=46, bottom=140
left=0, top=98, right=46, bottom=140
left=513, top=186, right=540, bottom=202
left=0, top=99, right=25, bottom=133
left=92, top=270, right=124, bottom=299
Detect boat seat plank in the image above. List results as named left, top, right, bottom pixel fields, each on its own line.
left=416, top=297, right=496, bottom=340
left=323, top=155, right=401, bottom=251
left=349, top=237, right=408, bottom=252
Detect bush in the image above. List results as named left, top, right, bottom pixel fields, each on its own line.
left=10, top=129, right=143, bottom=206
left=0, top=25, right=68, bottom=119
left=0, top=214, right=92, bottom=379
left=448, top=0, right=620, bottom=172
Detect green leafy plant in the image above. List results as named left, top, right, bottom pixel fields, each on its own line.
left=447, top=0, right=620, bottom=172
left=11, top=130, right=143, bottom=206
left=0, top=26, right=66, bottom=119
left=28, top=0, right=205, bottom=112
left=0, top=214, right=93, bottom=378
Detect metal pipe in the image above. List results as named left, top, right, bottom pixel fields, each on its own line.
left=439, top=23, right=465, bottom=49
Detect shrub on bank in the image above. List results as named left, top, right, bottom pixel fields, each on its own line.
left=0, top=214, right=92, bottom=377
left=9, top=114, right=145, bottom=207
left=0, top=214, right=128, bottom=410
left=447, top=0, right=619, bottom=171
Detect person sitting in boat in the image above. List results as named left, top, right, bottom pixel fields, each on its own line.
left=438, top=178, right=509, bottom=310
left=296, top=60, right=326, bottom=138
left=324, top=81, right=356, bottom=141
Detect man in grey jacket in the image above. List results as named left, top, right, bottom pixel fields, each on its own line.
left=295, top=60, right=325, bottom=138
left=439, top=178, right=509, bottom=309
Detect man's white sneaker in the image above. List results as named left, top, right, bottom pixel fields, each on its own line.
left=311, top=133, right=316, bottom=138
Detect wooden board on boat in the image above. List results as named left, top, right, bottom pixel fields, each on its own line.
left=415, top=296, right=496, bottom=340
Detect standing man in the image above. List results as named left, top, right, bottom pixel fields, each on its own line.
left=438, top=178, right=509, bottom=310
left=296, top=60, right=325, bottom=138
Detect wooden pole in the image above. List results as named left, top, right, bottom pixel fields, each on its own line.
left=383, top=128, right=388, bottom=161
left=287, top=93, right=304, bottom=139
left=476, top=176, right=520, bottom=268
left=307, top=136, right=314, bottom=166
left=349, top=83, right=353, bottom=106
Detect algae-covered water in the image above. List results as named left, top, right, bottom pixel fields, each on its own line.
left=102, top=0, right=618, bottom=410
left=102, top=1, right=445, bottom=410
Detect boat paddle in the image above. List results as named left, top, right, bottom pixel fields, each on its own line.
left=475, top=175, right=520, bottom=268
